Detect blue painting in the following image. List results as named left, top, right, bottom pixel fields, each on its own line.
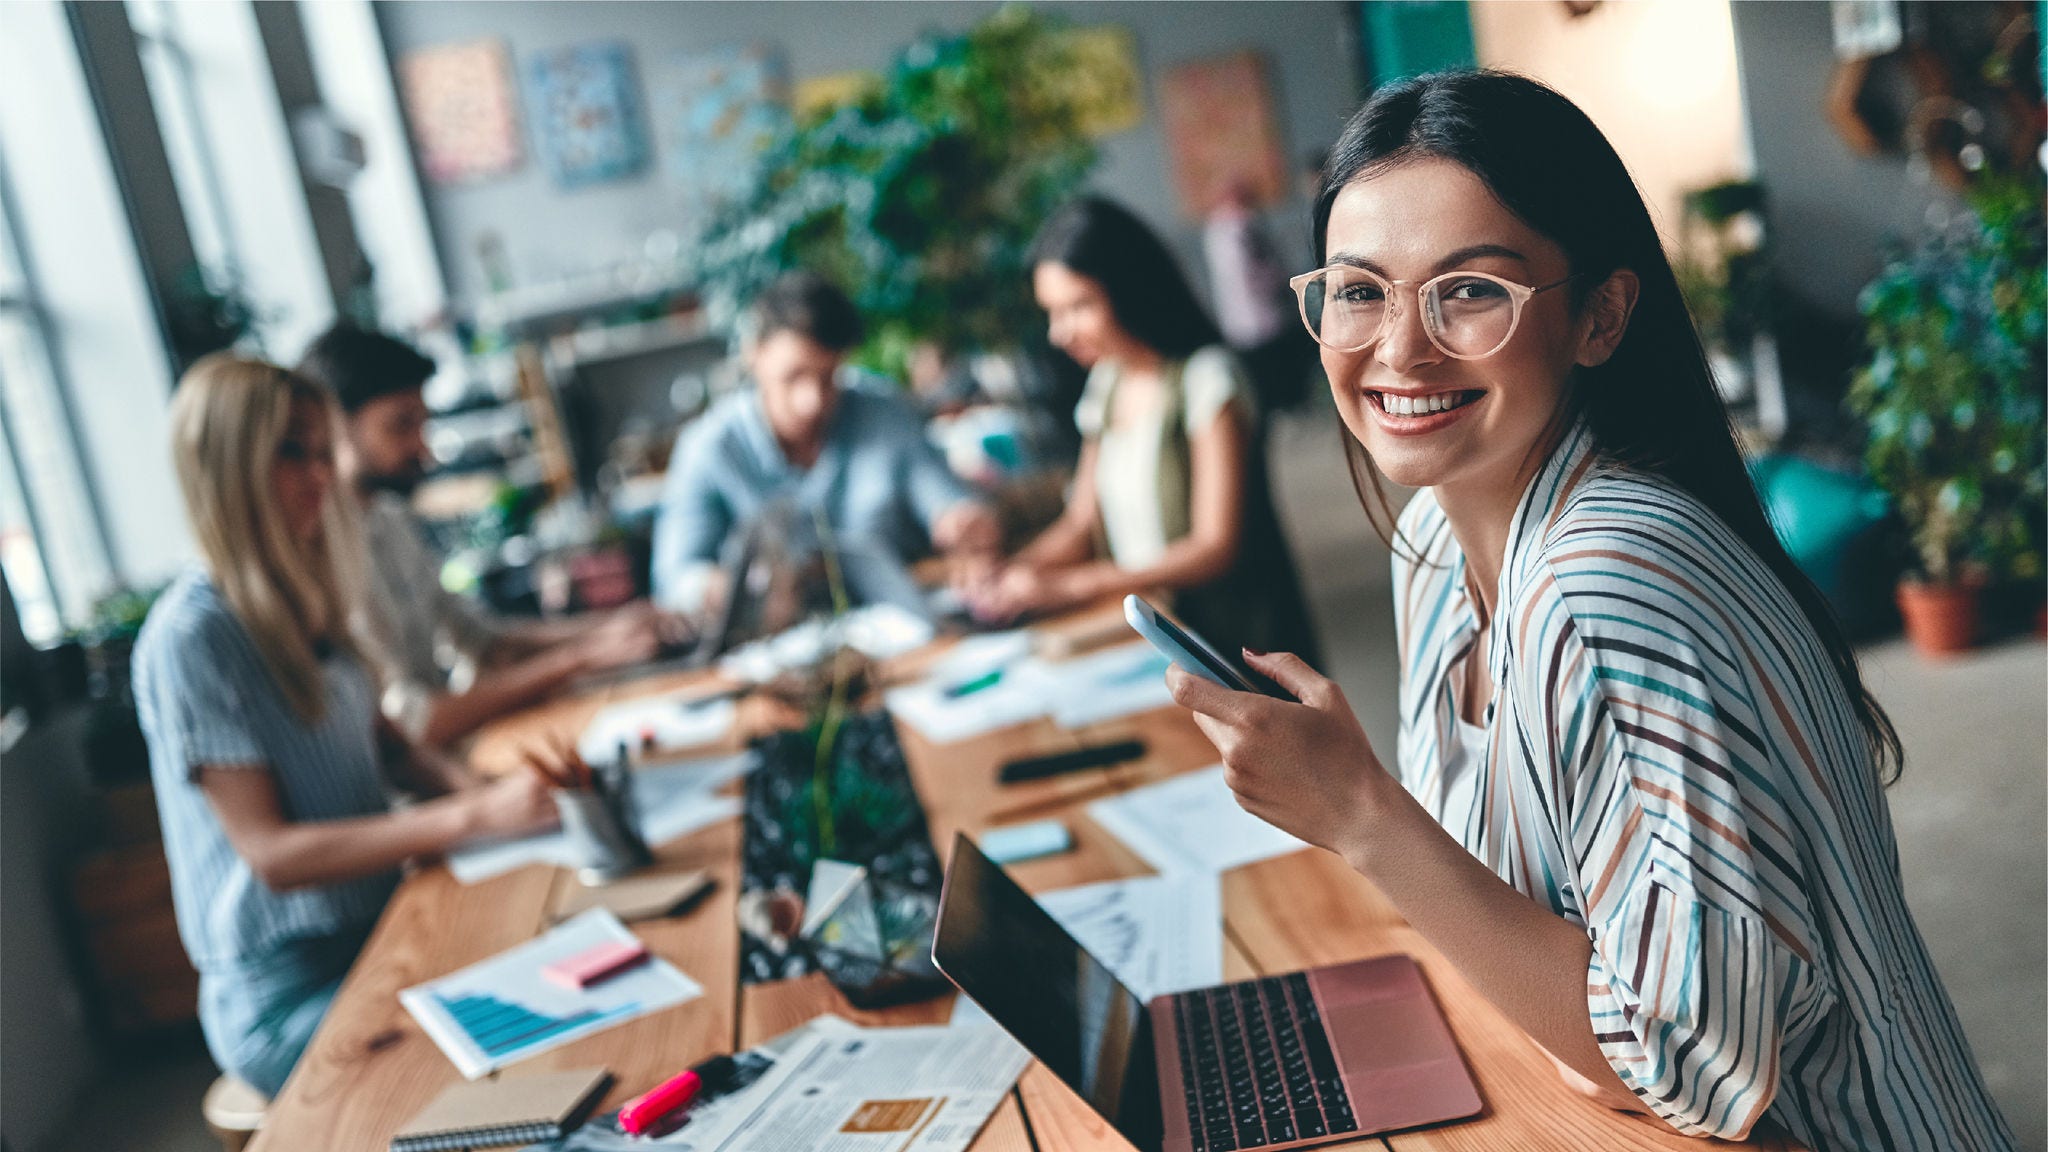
left=525, top=42, right=650, bottom=188
left=652, top=44, right=788, bottom=210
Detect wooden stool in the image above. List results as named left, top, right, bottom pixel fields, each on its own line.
left=202, top=1075, right=268, bottom=1152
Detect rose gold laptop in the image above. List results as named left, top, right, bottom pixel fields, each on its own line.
left=933, top=834, right=1483, bottom=1152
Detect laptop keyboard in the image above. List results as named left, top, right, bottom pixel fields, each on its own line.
left=1171, top=972, right=1358, bottom=1150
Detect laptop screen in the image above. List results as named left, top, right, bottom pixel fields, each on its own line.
left=933, top=834, right=1165, bottom=1152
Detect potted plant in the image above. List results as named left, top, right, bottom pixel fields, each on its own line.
left=69, top=584, right=166, bottom=786
left=690, top=7, right=1098, bottom=384
left=1846, top=175, right=2046, bottom=655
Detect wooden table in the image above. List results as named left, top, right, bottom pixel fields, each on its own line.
left=249, top=610, right=1800, bottom=1152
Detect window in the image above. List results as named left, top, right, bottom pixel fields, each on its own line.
left=128, top=0, right=246, bottom=310
left=0, top=174, right=119, bottom=646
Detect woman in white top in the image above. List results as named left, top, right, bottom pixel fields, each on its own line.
left=970, top=197, right=1319, bottom=671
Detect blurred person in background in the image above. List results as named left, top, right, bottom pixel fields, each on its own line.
left=1203, top=180, right=1318, bottom=413
left=650, top=271, right=1000, bottom=619
left=298, top=325, right=668, bottom=747
left=969, top=196, right=1320, bottom=673
left=134, top=356, right=557, bottom=1098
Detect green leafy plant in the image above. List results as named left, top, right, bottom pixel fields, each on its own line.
left=162, top=264, right=263, bottom=370
left=1846, top=175, right=2046, bottom=585
left=690, top=6, right=1098, bottom=380
left=1673, top=180, right=1771, bottom=355
left=74, top=584, right=166, bottom=649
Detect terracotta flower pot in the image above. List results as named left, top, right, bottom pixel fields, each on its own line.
left=1895, top=578, right=1983, bottom=656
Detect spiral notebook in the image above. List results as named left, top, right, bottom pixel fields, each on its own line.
left=390, top=1067, right=611, bottom=1151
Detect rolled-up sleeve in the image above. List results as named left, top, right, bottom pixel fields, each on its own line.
left=145, top=619, right=267, bottom=777
left=1539, top=594, right=1835, bottom=1139
left=651, top=421, right=734, bottom=609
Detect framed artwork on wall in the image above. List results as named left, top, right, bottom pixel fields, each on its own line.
left=525, top=42, right=651, bottom=189
left=397, top=38, right=523, bottom=185
left=651, top=44, right=788, bottom=210
left=1160, top=50, right=1287, bottom=218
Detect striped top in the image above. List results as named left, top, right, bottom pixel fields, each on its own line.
left=1390, top=421, right=2012, bottom=1151
left=133, top=570, right=399, bottom=974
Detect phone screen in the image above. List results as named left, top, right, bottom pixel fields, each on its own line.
left=1152, top=610, right=1257, bottom=692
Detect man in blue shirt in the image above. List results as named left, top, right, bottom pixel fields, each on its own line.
left=651, top=272, right=999, bottom=615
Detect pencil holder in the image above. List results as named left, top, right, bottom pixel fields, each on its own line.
left=555, top=778, right=652, bottom=885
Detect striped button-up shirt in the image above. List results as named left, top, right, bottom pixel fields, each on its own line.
left=134, top=570, right=399, bottom=975
left=1391, top=421, right=2012, bottom=1150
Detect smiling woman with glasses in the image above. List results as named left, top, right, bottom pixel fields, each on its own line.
left=1167, top=71, right=2013, bottom=1152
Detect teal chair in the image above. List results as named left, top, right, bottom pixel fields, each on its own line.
left=1748, top=455, right=1894, bottom=637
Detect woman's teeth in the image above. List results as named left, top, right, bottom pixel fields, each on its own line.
left=1376, top=391, right=1478, bottom=417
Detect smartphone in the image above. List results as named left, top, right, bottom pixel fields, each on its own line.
left=1123, top=595, right=1285, bottom=698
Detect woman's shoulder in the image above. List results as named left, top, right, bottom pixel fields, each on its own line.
left=1520, top=464, right=1778, bottom=657
left=134, top=571, right=252, bottom=678
left=1182, top=343, right=1246, bottom=380
left=1538, top=465, right=1753, bottom=581
left=1178, top=345, right=1254, bottom=432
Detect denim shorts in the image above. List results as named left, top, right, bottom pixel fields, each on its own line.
left=198, top=931, right=365, bottom=1098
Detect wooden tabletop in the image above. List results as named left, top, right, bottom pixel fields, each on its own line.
left=249, top=608, right=1800, bottom=1151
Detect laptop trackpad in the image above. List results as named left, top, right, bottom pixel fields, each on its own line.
left=1325, top=994, right=1457, bottom=1073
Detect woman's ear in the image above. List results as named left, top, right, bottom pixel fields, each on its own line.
left=1574, top=269, right=1639, bottom=368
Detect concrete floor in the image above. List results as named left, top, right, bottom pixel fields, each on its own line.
left=41, top=407, right=2048, bottom=1152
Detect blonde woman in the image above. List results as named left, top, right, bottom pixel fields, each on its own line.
left=133, top=356, right=556, bottom=1097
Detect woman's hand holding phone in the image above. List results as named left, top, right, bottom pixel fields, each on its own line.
left=1166, top=650, right=1396, bottom=864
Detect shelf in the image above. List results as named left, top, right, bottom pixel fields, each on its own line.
left=547, top=312, right=720, bottom=371
left=469, top=266, right=695, bottom=334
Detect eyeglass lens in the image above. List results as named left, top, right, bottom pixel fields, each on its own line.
left=1301, top=268, right=1519, bottom=358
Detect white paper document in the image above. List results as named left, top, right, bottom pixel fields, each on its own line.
left=1089, top=765, right=1310, bottom=875
left=399, top=909, right=702, bottom=1079
left=447, top=754, right=748, bottom=885
left=520, top=1016, right=859, bottom=1151
left=703, top=1023, right=1029, bottom=1152
left=577, top=695, right=736, bottom=763
left=885, top=640, right=1177, bottom=744
left=719, top=604, right=935, bottom=684
left=1040, top=872, right=1223, bottom=999
left=882, top=664, right=1051, bottom=744
left=1040, top=642, right=1174, bottom=729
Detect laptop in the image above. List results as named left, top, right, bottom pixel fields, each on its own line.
left=932, top=834, right=1483, bottom=1152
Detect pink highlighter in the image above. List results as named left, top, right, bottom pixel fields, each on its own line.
left=617, top=1054, right=737, bottom=1136
left=617, top=1066, right=704, bottom=1135
left=541, top=939, right=650, bottom=990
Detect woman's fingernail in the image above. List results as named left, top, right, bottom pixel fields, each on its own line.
left=1243, top=647, right=1266, bottom=657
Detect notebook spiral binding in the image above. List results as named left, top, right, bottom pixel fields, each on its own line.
left=391, top=1119, right=564, bottom=1152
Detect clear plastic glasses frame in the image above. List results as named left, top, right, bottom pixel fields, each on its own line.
left=1287, top=265, right=1576, bottom=360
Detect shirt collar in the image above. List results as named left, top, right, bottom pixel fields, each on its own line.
left=1486, top=416, right=1600, bottom=685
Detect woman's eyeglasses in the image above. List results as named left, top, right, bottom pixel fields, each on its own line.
left=1287, top=266, right=1576, bottom=360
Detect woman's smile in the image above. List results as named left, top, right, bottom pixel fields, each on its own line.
left=1364, top=387, right=1486, bottom=435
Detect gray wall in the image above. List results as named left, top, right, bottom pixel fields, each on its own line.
left=373, top=0, right=1362, bottom=310
left=1729, top=0, right=1944, bottom=322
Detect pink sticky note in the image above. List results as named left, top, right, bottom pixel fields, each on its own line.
left=542, top=939, right=650, bottom=989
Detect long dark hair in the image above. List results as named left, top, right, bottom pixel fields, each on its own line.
left=1317, top=70, right=1902, bottom=782
left=1031, top=196, right=1223, bottom=360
